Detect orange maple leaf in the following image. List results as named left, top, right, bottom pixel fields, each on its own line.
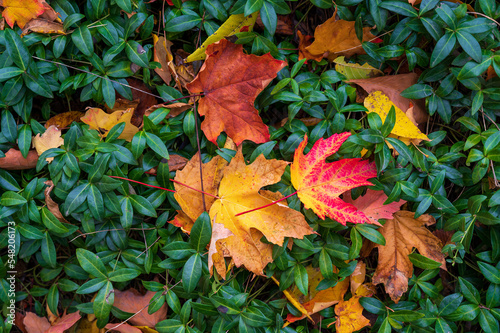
left=186, top=39, right=287, bottom=145
left=305, top=8, right=375, bottom=61
left=290, top=133, right=377, bottom=225
left=343, top=189, right=406, bottom=226
left=0, top=0, right=45, bottom=28
left=334, top=295, right=371, bottom=333
left=173, top=147, right=314, bottom=276
left=367, top=211, right=446, bottom=302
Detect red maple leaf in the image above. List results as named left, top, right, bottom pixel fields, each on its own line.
left=290, top=133, right=377, bottom=225
left=186, top=39, right=286, bottom=145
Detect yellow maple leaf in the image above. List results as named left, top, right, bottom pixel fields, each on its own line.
left=0, top=0, right=45, bottom=28
left=80, top=108, right=139, bottom=141
left=32, top=125, right=64, bottom=163
left=364, top=91, right=429, bottom=144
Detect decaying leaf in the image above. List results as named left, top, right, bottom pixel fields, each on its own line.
left=21, top=17, right=64, bottom=36
left=0, top=0, right=45, bottom=28
left=153, top=34, right=175, bottom=85
left=208, top=221, right=235, bottom=276
left=46, top=311, right=81, bottom=333
left=120, top=78, right=158, bottom=127
left=23, top=311, right=81, bottom=333
left=112, top=289, right=167, bottom=327
left=364, top=91, right=429, bottom=145
left=343, top=189, right=406, bottom=226
left=305, top=9, right=375, bottom=61
left=0, top=148, right=38, bottom=170
left=285, top=266, right=350, bottom=323
left=44, top=180, right=70, bottom=224
left=186, top=13, right=258, bottom=62
left=348, top=73, right=428, bottom=125
left=80, top=108, right=139, bottom=141
left=45, top=111, right=85, bottom=129
left=105, top=99, right=140, bottom=114
left=32, top=125, right=64, bottom=163
left=186, top=39, right=287, bottom=145
left=144, top=102, right=193, bottom=119
left=290, top=133, right=377, bottom=225
left=368, top=211, right=446, bottom=302
left=334, top=56, right=384, bottom=80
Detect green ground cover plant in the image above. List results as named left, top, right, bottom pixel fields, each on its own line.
left=1, top=0, right=500, bottom=332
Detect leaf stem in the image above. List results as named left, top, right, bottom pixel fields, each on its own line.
left=109, top=176, right=176, bottom=192
left=235, top=191, right=298, bottom=216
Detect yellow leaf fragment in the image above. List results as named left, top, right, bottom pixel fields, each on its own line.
left=334, top=56, right=383, bottom=80
left=185, top=13, right=258, bottom=62
left=80, top=108, right=139, bottom=141
left=364, top=91, right=429, bottom=143
left=32, top=125, right=64, bottom=163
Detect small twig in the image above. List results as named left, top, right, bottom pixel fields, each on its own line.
left=466, top=12, right=500, bottom=27
left=235, top=191, right=298, bottom=216
left=69, top=227, right=157, bottom=242
left=136, top=236, right=161, bottom=258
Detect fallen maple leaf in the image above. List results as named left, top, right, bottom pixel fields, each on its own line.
left=305, top=9, right=375, bottom=61
left=80, top=108, right=139, bottom=141
left=283, top=266, right=350, bottom=323
left=0, top=148, right=38, bottom=170
left=0, top=0, right=45, bottom=28
left=208, top=221, right=235, bottom=276
left=368, top=211, right=446, bottom=302
left=364, top=91, right=429, bottom=145
left=46, top=311, right=81, bottom=333
left=297, top=30, right=323, bottom=63
left=348, top=73, right=428, bottom=125
left=343, top=189, right=406, bottom=226
left=290, top=133, right=377, bottom=225
left=112, top=289, right=167, bottom=328
left=334, top=293, right=371, bottom=333
left=186, top=39, right=287, bottom=145
left=32, top=125, right=64, bottom=163
left=45, top=111, right=85, bottom=129
left=23, top=312, right=51, bottom=333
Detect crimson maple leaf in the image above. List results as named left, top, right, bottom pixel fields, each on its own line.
left=290, top=133, right=377, bottom=225
left=186, top=39, right=286, bottom=145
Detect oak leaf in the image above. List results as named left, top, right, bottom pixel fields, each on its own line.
left=284, top=266, right=350, bottom=323
left=364, top=91, right=429, bottom=145
left=343, top=189, right=406, bottom=226
left=80, top=108, right=139, bottom=141
left=112, top=289, right=167, bottom=327
left=368, top=211, right=446, bottom=302
left=45, top=111, right=84, bottom=129
left=0, top=0, right=45, bottom=28
left=186, top=39, right=286, bottom=145
left=290, top=133, right=377, bottom=225
left=348, top=73, right=428, bottom=126
left=305, top=9, right=375, bottom=61
left=32, top=125, right=64, bottom=163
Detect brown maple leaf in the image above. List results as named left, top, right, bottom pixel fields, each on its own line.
left=112, top=289, right=167, bottom=328
left=186, top=39, right=286, bottom=145
left=368, top=211, right=446, bottom=302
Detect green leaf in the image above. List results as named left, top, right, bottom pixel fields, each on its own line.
left=478, top=261, right=500, bottom=284
left=87, top=184, right=105, bottom=220
left=260, top=1, right=277, bottom=35
left=76, top=248, right=108, bottom=279
left=101, top=76, right=115, bottom=109
left=64, top=184, right=90, bottom=216
left=294, top=264, right=308, bottom=296
left=41, top=207, right=69, bottom=233
left=94, top=281, right=114, bottom=321
left=408, top=253, right=442, bottom=269
left=438, top=293, right=463, bottom=316
left=484, top=131, right=500, bottom=155
left=47, top=284, right=59, bottom=315
left=379, top=1, right=418, bottom=17
left=479, top=308, right=500, bottom=333
left=77, top=278, right=107, bottom=294
left=2, top=110, right=18, bottom=142
left=182, top=253, right=202, bottom=293
left=156, top=319, right=183, bottom=333
left=125, top=40, right=149, bottom=68
left=355, top=224, right=385, bottom=245
left=41, top=232, right=57, bottom=268
left=245, top=0, right=263, bottom=16
left=389, top=310, right=425, bottom=322
left=108, top=268, right=141, bottom=282
left=5, top=29, right=30, bottom=71
left=359, top=297, right=386, bottom=315
left=145, top=132, right=169, bottom=159
left=17, top=125, right=32, bottom=158
left=1, top=191, right=27, bottom=206
left=0, top=67, right=24, bottom=82
left=456, top=30, right=482, bottom=63
left=190, top=212, right=212, bottom=253
left=166, top=15, right=202, bottom=32
left=458, top=277, right=481, bottom=304
left=72, top=25, right=94, bottom=56
left=319, top=248, right=334, bottom=279
left=430, top=32, right=456, bottom=68
left=401, top=84, right=433, bottom=99
left=17, top=224, right=44, bottom=240
left=129, top=194, right=157, bottom=217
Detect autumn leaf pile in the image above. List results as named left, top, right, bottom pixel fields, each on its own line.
left=2, top=1, right=500, bottom=333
